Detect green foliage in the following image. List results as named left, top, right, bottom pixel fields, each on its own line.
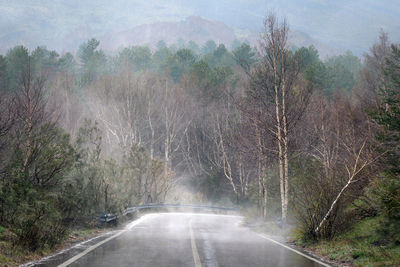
left=13, top=190, right=67, bottom=250
left=187, top=40, right=200, bottom=55
left=176, top=48, right=196, bottom=67
left=304, top=216, right=400, bottom=266
left=0, top=122, right=74, bottom=250
left=303, top=50, right=362, bottom=95
left=213, top=44, right=227, bottom=59
left=60, top=119, right=133, bottom=220
left=324, top=51, right=362, bottom=92
left=78, top=38, right=106, bottom=85
left=5, top=46, right=29, bottom=91
left=369, top=44, right=400, bottom=245
left=58, top=52, right=76, bottom=73
left=152, top=45, right=173, bottom=74
left=326, top=51, right=362, bottom=79
left=233, top=43, right=256, bottom=71
left=28, top=124, right=74, bottom=188
left=0, top=55, right=6, bottom=91
left=78, top=38, right=100, bottom=64
left=31, top=46, right=60, bottom=74
left=305, top=61, right=332, bottom=93
left=7, top=39, right=249, bottom=89
left=201, top=40, right=217, bottom=55
left=118, top=46, right=152, bottom=72
left=168, top=48, right=197, bottom=82
left=0, top=46, right=75, bottom=92
left=204, top=44, right=235, bottom=68
left=374, top=175, right=400, bottom=243
left=66, top=119, right=104, bottom=218
left=211, top=66, right=233, bottom=86
left=294, top=45, right=319, bottom=70
left=188, top=60, right=234, bottom=101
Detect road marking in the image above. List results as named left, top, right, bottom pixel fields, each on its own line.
left=189, top=220, right=203, bottom=267
left=126, top=214, right=154, bottom=230
left=58, top=215, right=150, bottom=267
left=256, top=234, right=331, bottom=267
left=58, top=231, right=124, bottom=267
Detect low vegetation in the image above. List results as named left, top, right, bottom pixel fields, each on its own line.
left=297, top=216, right=400, bottom=266
left=0, top=225, right=108, bottom=266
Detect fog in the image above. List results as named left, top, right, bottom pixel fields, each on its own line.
left=1, top=1, right=400, bottom=55
left=0, top=2, right=399, bottom=266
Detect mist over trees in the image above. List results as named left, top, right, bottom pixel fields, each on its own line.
left=0, top=13, right=399, bottom=251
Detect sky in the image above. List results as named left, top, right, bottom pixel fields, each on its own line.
left=0, top=0, right=399, bottom=56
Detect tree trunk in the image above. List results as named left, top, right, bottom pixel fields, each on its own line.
left=272, top=43, right=286, bottom=225
left=315, top=141, right=369, bottom=234
left=262, top=167, right=268, bottom=219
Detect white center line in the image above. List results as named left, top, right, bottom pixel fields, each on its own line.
left=189, top=220, right=203, bottom=267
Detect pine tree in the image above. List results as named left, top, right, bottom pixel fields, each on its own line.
left=371, top=44, right=400, bottom=243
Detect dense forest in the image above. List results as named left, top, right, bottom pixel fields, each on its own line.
left=0, top=14, right=399, bottom=253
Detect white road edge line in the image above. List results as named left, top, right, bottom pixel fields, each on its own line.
left=189, top=220, right=203, bottom=267
left=58, top=215, right=150, bottom=267
left=58, top=231, right=124, bottom=267
left=256, top=234, right=331, bottom=267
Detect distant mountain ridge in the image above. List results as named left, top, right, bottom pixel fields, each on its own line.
left=100, top=16, right=237, bottom=50
left=100, top=16, right=338, bottom=58
left=0, top=15, right=338, bottom=58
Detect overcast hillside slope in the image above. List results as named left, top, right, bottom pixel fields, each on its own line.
left=100, top=16, right=337, bottom=58
left=0, top=14, right=337, bottom=58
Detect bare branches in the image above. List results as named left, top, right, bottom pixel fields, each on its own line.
left=315, top=139, right=378, bottom=233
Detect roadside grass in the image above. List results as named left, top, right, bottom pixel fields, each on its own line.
left=302, top=216, right=400, bottom=267
left=0, top=225, right=109, bottom=267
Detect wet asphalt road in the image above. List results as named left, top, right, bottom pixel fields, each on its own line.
left=58, top=213, right=326, bottom=267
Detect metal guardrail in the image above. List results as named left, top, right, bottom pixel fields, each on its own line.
left=100, top=203, right=238, bottom=224
left=123, top=203, right=238, bottom=216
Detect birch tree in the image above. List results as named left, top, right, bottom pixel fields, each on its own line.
left=247, top=14, right=312, bottom=224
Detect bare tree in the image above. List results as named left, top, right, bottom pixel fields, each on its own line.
left=246, top=13, right=312, bottom=223
left=160, top=79, right=191, bottom=176
left=14, top=59, right=47, bottom=172
left=293, top=91, right=380, bottom=238
left=356, top=31, right=391, bottom=110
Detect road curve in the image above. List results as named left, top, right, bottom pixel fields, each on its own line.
left=55, top=213, right=328, bottom=266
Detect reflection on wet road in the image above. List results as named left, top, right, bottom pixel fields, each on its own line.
left=42, top=213, right=329, bottom=266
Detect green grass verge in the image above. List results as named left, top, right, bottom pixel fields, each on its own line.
left=0, top=226, right=108, bottom=267
left=303, top=216, right=400, bottom=267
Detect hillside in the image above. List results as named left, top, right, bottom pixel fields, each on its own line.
left=101, top=16, right=237, bottom=50
left=0, top=14, right=336, bottom=58
left=99, top=16, right=337, bottom=58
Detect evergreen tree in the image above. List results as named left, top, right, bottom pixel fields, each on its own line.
left=371, top=44, right=400, bottom=243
